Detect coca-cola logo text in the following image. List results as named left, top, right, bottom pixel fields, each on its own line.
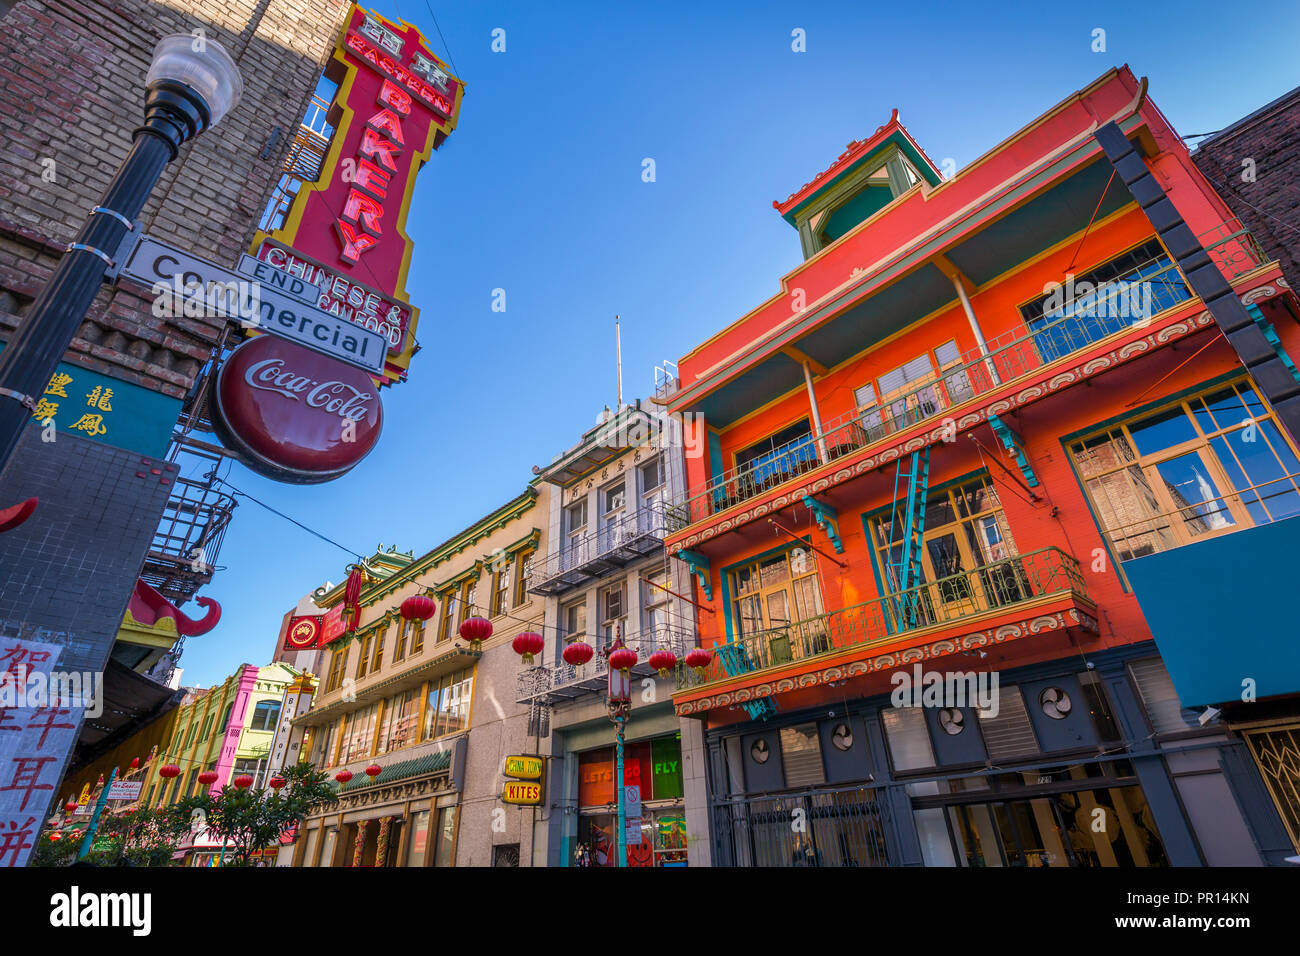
left=244, top=358, right=375, bottom=423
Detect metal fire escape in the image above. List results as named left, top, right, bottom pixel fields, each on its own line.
left=260, top=92, right=334, bottom=233
left=885, top=448, right=931, bottom=629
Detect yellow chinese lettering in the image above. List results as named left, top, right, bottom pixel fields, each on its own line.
left=45, top=372, right=72, bottom=398
left=85, top=385, right=113, bottom=411
left=69, top=413, right=107, bottom=437
left=30, top=399, right=59, bottom=421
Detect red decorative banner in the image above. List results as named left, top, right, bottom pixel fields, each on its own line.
left=249, top=4, right=464, bottom=387
left=320, top=605, right=348, bottom=646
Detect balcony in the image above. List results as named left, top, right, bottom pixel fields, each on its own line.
left=515, top=624, right=696, bottom=704
left=674, top=548, right=1096, bottom=711
left=669, top=223, right=1269, bottom=531
left=527, top=503, right=674, bottom=596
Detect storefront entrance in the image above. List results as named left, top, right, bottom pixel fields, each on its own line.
left=912, top=762, right=1169, bottom=867
left=574, top=732, right=688, bottom=866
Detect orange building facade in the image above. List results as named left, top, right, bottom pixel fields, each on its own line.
left=664, top=67, right=1300, bottom=867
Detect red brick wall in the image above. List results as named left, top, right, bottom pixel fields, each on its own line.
left=0, top=0, right=351, bottom=398
left=1193, top=87, right=1300, bottom=287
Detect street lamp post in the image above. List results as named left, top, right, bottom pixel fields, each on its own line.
left=606, top=634, right=630, bottom=869
left=0, top=34, right=242, bottom=477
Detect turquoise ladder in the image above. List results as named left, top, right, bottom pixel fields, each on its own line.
left=885, top=448, right=931, bottom=629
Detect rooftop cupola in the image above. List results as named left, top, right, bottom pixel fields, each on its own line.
left=774, top=109, right=944, bottom=259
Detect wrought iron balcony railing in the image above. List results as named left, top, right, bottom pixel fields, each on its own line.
left=668, top=223, right=1268, bottom=527
left=515, top=623, right=696, bottom=703
left=680, top=547, right=1089, bottom=690
left=527, top=503, right=675, bottom=595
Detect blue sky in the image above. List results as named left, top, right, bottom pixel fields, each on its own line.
left=179, top=0, right=1300, bottom=685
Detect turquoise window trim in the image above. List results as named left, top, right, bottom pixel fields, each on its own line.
left=707, top=429, right=723, bottom=496
left=718, top=535, right=814, bottom=645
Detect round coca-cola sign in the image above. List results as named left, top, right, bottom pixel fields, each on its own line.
left=212, top=335, right=383, bottom=484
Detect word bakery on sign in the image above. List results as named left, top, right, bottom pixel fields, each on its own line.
left=335, top=76, right=415, bottom=266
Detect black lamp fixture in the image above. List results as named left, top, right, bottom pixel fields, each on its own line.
left=0, top=34, right=242, bottom=477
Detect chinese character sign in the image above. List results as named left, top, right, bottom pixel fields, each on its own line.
left=0, top=639, right=84, bottom=868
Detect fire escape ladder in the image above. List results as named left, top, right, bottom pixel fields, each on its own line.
left=886, top=447, right=931, bottom=629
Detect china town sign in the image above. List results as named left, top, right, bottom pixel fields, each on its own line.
left=212, top=335, right=383, bottom=484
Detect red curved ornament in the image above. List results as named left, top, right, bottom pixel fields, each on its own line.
left=198, top=771, right=219, bottom=786
left=365, top=764, right=382, bottom=779
left=0, top=497, right=37, bottom=532
left=335, top=770, right=353, bottom=784
left=268, top=776, right=287, bottom=790
left=158, top=764, right=181, bottom=779
left=233, top=774, right=254, bottom=789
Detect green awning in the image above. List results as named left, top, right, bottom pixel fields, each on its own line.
left=337, top=750, right=452, bottom=793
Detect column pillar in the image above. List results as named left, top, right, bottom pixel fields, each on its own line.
left=351, top=819, right=370, bottom=867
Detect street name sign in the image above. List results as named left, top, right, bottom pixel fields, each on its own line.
left=120, top=235, right=387, bottom=374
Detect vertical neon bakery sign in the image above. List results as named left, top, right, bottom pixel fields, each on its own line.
left=249, top=5, right=464, bottom=386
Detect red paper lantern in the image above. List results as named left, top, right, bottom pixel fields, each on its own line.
left=268, top=776, right=287, bottom=790
left=400, top=594, right=436, bottom=621
left=365, top=764, right=382, bottom=779
left=49, top=831, right=61, bottom=841
left=158, top=764, right=181, bottom=779
left=609, top=646, right=637, bottom=674
left=335, top=770, right=353, bottom=784
left=233, top=774, right=254, bottom=789
left=198, top=771, right=218, bottom=786
left=648, top=649, right=678, bottom=678
left=459, top=616, right=492, bottom=650
left=685, top=648, right=712, bottom=676
left=129, top=757, right=140, bottom=770
left=562, top=640, right=594, bottom=667
left=512, top=631, right=544, bottom=664
left=64, top=801, right=77, bottom=814
left=343, top=565, right=366, bottom=630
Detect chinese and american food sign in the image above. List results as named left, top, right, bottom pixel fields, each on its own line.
left=248, top=5, right=464, bottom=388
